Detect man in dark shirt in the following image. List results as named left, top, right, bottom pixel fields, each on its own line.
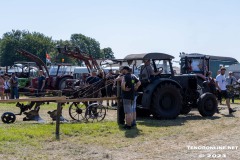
left=86, top=69, right=101, bottom=98
left=86, top=69, right=100, bottom=85
left=38, top=70, right=46, bottom=92
left=9, top=73, right=19, bottom=99
left=121, top=66, right=141, bottom=129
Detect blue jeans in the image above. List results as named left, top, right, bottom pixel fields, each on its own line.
left=123, top=99, right=133, bottom=114
left=11, top=87, right=19, bottom=99
left=132, top=96, right=138, bottom=113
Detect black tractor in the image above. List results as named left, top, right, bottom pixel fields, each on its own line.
left=124, top=53, right=218, bottom=119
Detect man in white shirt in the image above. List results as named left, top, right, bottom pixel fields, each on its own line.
left=216, top=67, right=236, bottom=114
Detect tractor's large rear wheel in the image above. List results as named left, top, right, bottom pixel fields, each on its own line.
left=151, top=84, right=182, bottom=119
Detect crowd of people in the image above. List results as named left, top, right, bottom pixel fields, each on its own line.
left=90, top=64, right=239, bottom=129
left=1, top=63, right=238, bottom=129
left=84, top=59, right=165, bottom=129
left=0, top=73, right=19, bottom=100
left=206, top=67, right=238, bottom=114
left=83, top=66, right=143, bottom=130
left=0, top=70, right=46, bottom=100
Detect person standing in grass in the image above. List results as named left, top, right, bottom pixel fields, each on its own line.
left=121, top=66, right=141, bottom=129
left=226, top=71, right=237, bottom=103
left=9, top=73, right=19, bottom=99
left=37, top=70, right=46, bottom=92
left=113, top=67, right=125, bottom=124
left=3, top=74, right=11, bottom=99
left=129, top=68, right=141, bottom=127
left=106, top=69, right=115, bottom=106
left=216, top=69, right=222, bottom=104
left=0, top=75, right=5, bottom=99
left=215, top=67, right=236, bottom=114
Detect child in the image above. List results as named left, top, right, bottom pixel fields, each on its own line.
left=4, top=74, right=11, bottom=99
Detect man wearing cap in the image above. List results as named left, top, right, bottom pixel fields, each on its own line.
left=216, top=67, right=236, bottom=114
left=121, top=66, right=141, bottom=129
left=226, top=71, right=237, bottom=103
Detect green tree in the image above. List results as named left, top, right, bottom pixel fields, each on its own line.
left=0, top=30, right=54, bottom=66
left=70, top=34, right=102, bottom=58
left=0, top=30, right=115, bottom=67
left=101, top=47, right=115, bottom=59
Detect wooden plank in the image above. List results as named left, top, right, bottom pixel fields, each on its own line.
left=58, top=97, right=118, bottom=103
left=0, top=97, right=117, bottom=103
left=0, top=96, right=67, bottom=103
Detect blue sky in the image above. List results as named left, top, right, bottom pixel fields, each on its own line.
left=1, top=0, right=240, bottom=65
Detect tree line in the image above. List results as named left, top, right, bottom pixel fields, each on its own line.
left=0, top=30, right=115, bottom=66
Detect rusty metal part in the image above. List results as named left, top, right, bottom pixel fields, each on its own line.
left=16, top=49, right=50, bottom=77
left=56, top=46, right=100, bottom=71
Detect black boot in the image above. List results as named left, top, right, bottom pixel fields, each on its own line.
left=229, top=108, right=236, bottom=114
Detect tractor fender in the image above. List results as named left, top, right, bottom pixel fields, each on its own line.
left=196, top=74, right=206, bottom=82
left=57, top=75, right=73, bottom=84
left=141, top=78, right=182, bottom=109
left=196, top=74, right=210, bottom=93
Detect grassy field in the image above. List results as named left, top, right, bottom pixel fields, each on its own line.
left=0, top=101, right=239, bottom=160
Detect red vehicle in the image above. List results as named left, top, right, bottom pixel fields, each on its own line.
left=17, top=49, right=73, bottom=91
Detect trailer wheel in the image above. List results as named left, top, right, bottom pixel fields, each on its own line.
left=69, top=102, right=87, bottom=121
left=198, top=93, right=217, bottom=117
left=151, top=84, right=182, bottom=119
left=1, top=112, right=16, bottom=124
left=85, top=103, right=106, bottom=122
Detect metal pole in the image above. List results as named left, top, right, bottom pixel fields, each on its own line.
left=56, top=90, right=62, bottom=140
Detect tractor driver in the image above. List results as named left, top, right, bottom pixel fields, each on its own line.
left=140, top=59, right=160, bottom=84
left=38, top=70, right=46, bottom=92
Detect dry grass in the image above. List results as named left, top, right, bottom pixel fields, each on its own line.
left=0, top=101, right=239, bottom=160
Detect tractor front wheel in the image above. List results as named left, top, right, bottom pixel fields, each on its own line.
left=198, top=93, right=218, bottom=117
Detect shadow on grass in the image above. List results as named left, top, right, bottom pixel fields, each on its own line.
left=222, top=114, right=235, bottom=117
left=136, top=114, right=221, bottom=127
left=118, top=125, right=143, bottom=138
